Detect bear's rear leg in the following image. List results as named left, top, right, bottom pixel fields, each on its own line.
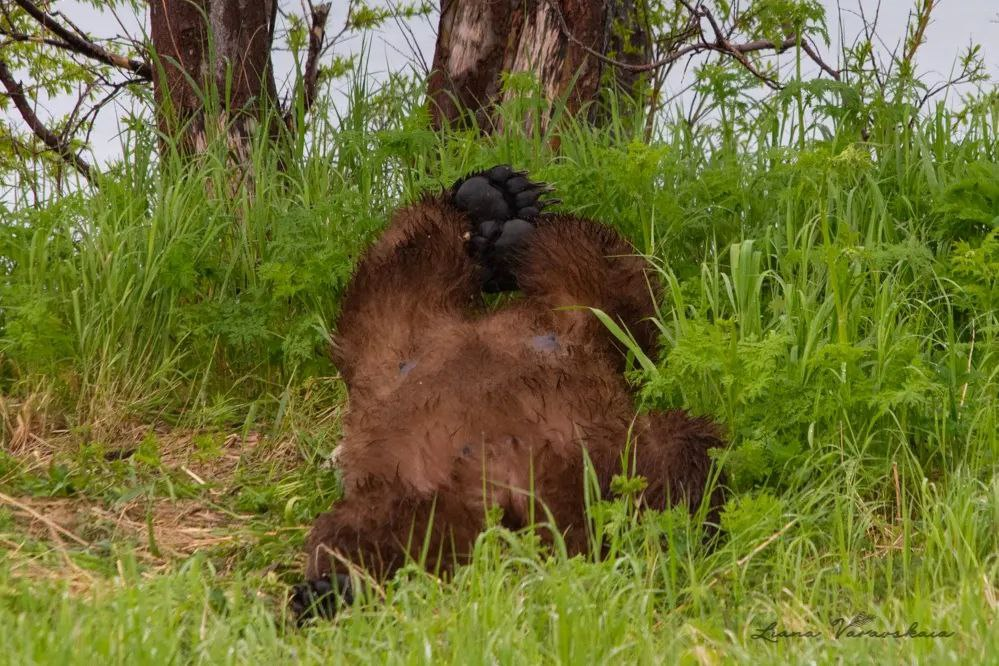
left=333, top=166, right=555, bottom=390
left=332, top=199, right=480, bottom=392
left=515, top=215, right=662, bottom=364
left=452, top=165, right=558, bottom=292
left=632, top=409, right=727, bottom=528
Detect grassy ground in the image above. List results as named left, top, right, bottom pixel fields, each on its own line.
left=1, top=70, right=997, bottom=663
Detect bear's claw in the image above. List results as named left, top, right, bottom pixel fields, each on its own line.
left=290, top=574, right=353, bottom=625
left=451, top=165, right=558, bottom=292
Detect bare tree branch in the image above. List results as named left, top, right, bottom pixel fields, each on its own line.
left=12, top=0, right=151, bottom=80
left=0, top=58, right=93, bottom=180
left=283, top=2, right=331, bottom=130
left=0, top=28, right=72, bottom=51
left=802, top=39, right=840, bottom=80
left=545, top=0, right=706, bottom=73
left=684, top=0, right=782, bottom=89
left=544, top=0, right=839, bottom=88
left=302, top=2, right=331, bottom=117
left=385, top=0, right=430, bottom=77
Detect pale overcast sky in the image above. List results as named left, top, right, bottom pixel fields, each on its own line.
left=4, top=1, right=998, bottom=166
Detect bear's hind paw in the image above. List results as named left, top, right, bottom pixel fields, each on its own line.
left=451, top=165, right=559, bottom=292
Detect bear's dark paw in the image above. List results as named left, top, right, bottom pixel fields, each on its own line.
left=452, top=165, right=556, bottom=223
left=290, top=574, right=353, bottom=625
left=451, top=165, right=558, bottom=292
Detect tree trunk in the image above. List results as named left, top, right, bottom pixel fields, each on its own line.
left=149, top=0, right=278, bottom=158
left=427, top=0, right=651, bottom=132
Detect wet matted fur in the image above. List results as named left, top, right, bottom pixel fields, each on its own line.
left=292, top=167, right=725, bottom=619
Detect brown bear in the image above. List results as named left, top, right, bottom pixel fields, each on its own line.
left=291, top=166, right=725, bottom=619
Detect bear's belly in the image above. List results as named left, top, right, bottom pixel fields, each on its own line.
left=336, top=341, right=635, bottom=497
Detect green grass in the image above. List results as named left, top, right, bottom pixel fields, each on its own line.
left=1, top=60, right=997, bottom=663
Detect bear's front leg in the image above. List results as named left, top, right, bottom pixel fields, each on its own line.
left=294, top=486, right=443, bottom=621
left=289, top=574, right=353, bottom=623
left=293, top=499, right=400, bottom=622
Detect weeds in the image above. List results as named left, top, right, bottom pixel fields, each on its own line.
left=0, top=32, right=996, bottom=665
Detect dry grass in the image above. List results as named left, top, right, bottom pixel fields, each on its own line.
left=0, top=393, right=57, bottom=455
left=0, top=418, right=313, bottom=596
left=5, top=496, right=245, bottom=557
left=1, top=492, right=255, bottom=595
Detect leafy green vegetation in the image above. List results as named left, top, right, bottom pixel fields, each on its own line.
left=1, top=31, right=997, bottom=665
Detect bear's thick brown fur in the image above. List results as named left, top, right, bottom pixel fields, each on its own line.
left=297, top=168, right=724, bottom=615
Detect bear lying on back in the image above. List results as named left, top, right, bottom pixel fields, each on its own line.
left=292, top=166, right=725, bottom=619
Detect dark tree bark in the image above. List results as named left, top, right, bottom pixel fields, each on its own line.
left=149, top=0, right=279, bottom=158
left=427, top=0, right=651, bottom=132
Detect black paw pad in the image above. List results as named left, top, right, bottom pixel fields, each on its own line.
left=452, top=165, right=555, bottom=226
left=290, top=574, right=353, bottom=624
left=453, top=175, right=511, bottom=222
left=451, top=165, right=558, bottom=292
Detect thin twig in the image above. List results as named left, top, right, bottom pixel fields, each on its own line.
left=959, top=323, right=975, bottom=408
left=802, top=38, right=841, bottom=80
left=79, top=76, right=145, bottom=148
left=0, top=58, right=93, bottom=180
left=0, top=29, right=72, bottom=51
left=736, top=519, right=798, bottom=567
left=61, top=77, right=100, bottom=148
left=385, top=0, right=429, bottom=77
left=546, top=0, right=704, bottom=73
left=682, top=0, right=781, bottom=89
left=0, top=491, right=90, bottom=547
left=891, top=461, right=902, bottom=524
left=902, top=0, right=939, bottom=70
